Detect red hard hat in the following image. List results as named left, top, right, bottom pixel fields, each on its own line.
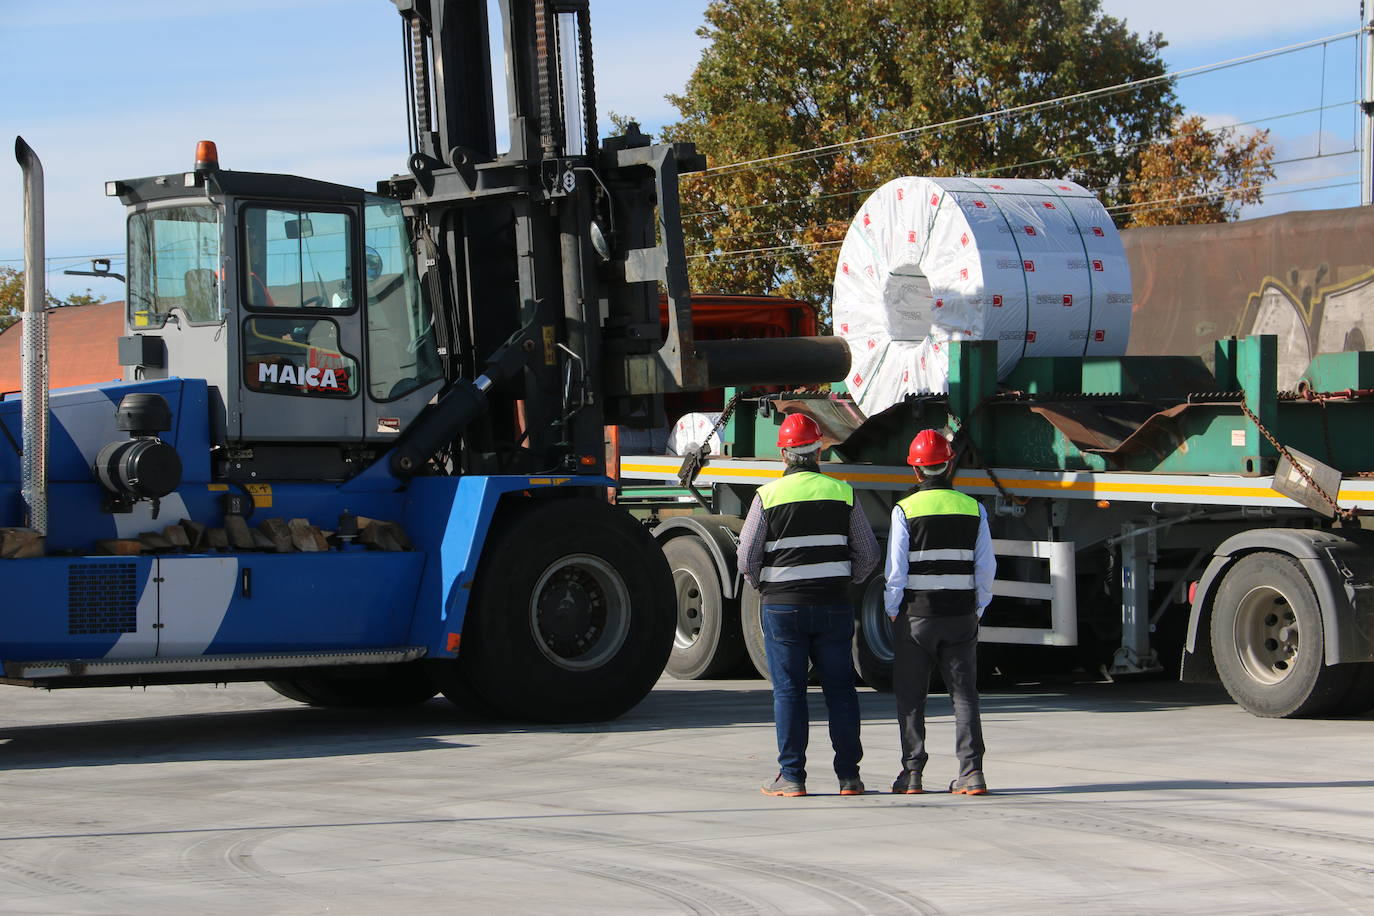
left=777, top=413, right=823, bottom=449
left=908, top=429, right=953, bottom=467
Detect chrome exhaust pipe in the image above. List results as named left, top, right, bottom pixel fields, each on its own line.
left=14, top=136, right=48, bottom=538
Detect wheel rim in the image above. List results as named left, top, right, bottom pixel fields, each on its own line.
left=860, top=577, right=893, bottom=664
left=529, top=554, right=631, bottom=671
left=672, top=565, right=706, bottom=651
left=1232, top=585, right=1301, bottom=686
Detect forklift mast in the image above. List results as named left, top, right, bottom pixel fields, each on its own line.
left=384, top=0, right=715, bottom=477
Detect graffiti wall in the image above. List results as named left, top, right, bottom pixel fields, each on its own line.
left=1123, top=206, right=1374, bottom=390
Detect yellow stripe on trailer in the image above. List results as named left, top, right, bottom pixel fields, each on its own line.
left=618, top=455, right=1374, bottom=510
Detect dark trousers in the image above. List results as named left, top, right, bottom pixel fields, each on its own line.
left=893, top=610, right=984, bottom=778
left=762, top=603, right=863, bottom=784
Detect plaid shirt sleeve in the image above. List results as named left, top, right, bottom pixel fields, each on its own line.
left=848, top=502, right=880, bottom=583
left=737, top=494, right=766, bottom=590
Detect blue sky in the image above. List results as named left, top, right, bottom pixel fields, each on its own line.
left=1, top=0, right=1365, bottom=302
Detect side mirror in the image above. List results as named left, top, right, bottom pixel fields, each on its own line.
left=285, top=218, right=314, bottom=239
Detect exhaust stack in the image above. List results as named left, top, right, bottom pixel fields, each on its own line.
left=14, top=136, right=49, bottom=538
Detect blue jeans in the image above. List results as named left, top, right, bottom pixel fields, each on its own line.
left=763, top=603, right=863, bottom=784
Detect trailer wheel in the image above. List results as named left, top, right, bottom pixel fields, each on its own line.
left=853, top=574, right=893, bottom=691
left=265, top=666, right=439, bottom=707
left=662, top=537, right=746, bottom=679
left=443, top=498, right=673, bottom=723
left=1333, top=664, right=1374, bottom=716
left=1211, top=552, right=1356, bottom=718
left=741, top=583, right=770, bottom=680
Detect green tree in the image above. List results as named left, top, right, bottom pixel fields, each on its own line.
left=1124, top=115, right=1276, bottom=227
left=0, top=266, right=107, bottom=330
left=664, top=0, right=1182, bottom=320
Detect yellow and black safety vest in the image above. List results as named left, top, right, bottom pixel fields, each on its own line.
left=896, top=481, right=981, bottom=617
left=757, top=468, right=854, bottom=604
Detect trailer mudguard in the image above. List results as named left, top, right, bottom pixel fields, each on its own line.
left=1182, top=528, right=1374, bottom=682
left=651, top=514, right=744, bottom=599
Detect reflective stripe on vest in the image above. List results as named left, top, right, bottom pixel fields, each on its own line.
left=757, top=471, right=854, bottom=588
left=896, top=487, right=980, bottom=601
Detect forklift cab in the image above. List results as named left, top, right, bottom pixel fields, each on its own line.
left=114, top=145, right=444, bottom=469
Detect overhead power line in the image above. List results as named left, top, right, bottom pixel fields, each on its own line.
left=687, top=29, right=1360, bottom=180
left=682, top=98, right=1359, bottom=222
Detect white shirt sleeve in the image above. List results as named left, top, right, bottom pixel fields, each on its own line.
left=884, top=505, right=909, bottom=618
left=973, top=504, right=996, bottom=616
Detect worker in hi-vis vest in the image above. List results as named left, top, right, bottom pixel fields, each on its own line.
left=740, top=413, right=879, bottom=798
left=885, top=429, right=996, bottom=796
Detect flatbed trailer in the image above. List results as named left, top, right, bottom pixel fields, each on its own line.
left=618, top=336, right=1374, bottom=718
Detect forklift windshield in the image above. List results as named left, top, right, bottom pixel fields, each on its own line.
left=127, top=204, right=222, bottom=328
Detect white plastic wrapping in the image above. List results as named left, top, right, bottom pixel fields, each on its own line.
left=832, top=176, right=1132, bottom=416
left=667, top=412, right=725, bottom=456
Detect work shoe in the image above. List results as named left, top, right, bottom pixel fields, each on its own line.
left=891, top=771, right=924, bottom=795
left=761, top=774, right=806, bottom=797
left=949, top=772, right=988, bottom=796
left=838, top=777, right=865, bottom=796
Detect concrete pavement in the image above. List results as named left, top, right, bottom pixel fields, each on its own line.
left=1, top=676, right=1371, bottom=914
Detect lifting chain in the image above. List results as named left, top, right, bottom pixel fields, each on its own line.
left=676, top=391, right=741, bottom=489
left=1237, top=397, right=1356, bottom=523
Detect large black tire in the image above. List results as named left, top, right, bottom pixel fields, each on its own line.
left=662, top=536, right=747, bottom=679
left=1332, top=663, right=1374, bottom=716
left=441, top=498, right=674, bottom=723
left=740, top=583, right=770, bottom=680
left=265, top=665, right=439, bottom=707
left=853, top=573, right=893, bottom=691
left=1211, top=552, right=1356, bottom=718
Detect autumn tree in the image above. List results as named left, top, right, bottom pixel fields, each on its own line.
left=1123, top=115, right=1276, bottom=227
left=0, top=267, right=107, bottom=330
left=663, top=0, right=1182, bottom=319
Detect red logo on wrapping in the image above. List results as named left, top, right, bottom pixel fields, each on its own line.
left=974, top=200, right=987, bottom=209
left=840, top=323, right=849, bottom=334
left=863, top=213, right=871, bottom=227
left=852, top=373, right=863, bottom=385
left=960, top=232, right=969, bottom=247
left=1058, top=184, right=1071, bottom=191
left=908, top=230, right=917, bottom=243
left=959, top=268, right=969, bottom=280
left=920, top=356, right=927, bottom=370
left=1023, top=226, right=1036, bottom=236
left=1024, top=260, right=1036, bottom=272
left=1092, top=226, right=1105, bottom=237
left=1042, top=201, right=1056, bottom=209
left=842, top=262, right=849, bottom=274
left=930, top=194, right=939, bottom=206
left=897, top=188, right=904, bottom=200
left=992, top=294, right=1003, bottom=307
left=933, top=342, right=941, bottom=352
left=867, top=338, right=876, bottom=349
left=902, top=370, right=910, bottom=382
left=991, top=184, right=1004, bottom=190
left=1026, top=331, right=1037, bottom=342
left=865, top=265, right=875, bottom=277
left=1092, top=259, right=1104, bottom=271
left=1094, top=330, right=1106, bottom=342
left=935, top=298, right=944, bottom=308
left=1062, top=294, right=1073, bottom=306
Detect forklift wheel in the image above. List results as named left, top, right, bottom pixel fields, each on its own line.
left=442, top=497, right=674, bottom=723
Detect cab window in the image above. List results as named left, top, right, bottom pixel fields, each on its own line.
left=241, top=207, right=354, bottom=310
left=242, top=316, right=357, bottom=398
left=363, top=195, right=443, bottom=400
left=127, top=205, right=222, bottom=327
